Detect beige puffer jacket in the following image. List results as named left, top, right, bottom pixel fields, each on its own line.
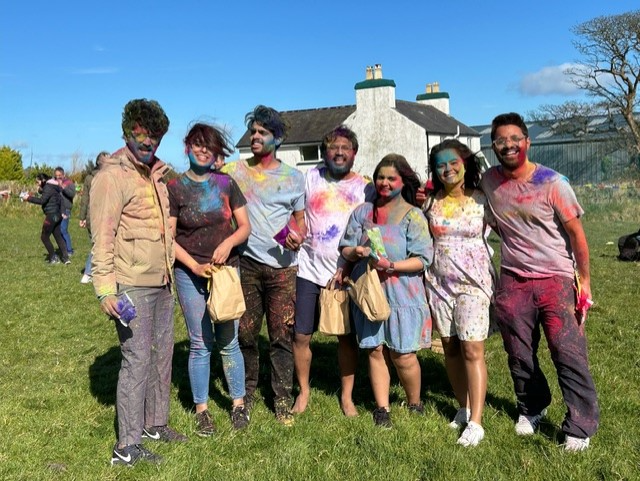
left=90, top=146, right=174, bottom=298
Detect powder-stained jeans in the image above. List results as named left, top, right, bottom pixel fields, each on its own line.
left=174, top=265, right=246, bottom=404
left=114, top=284, right=174, bottom=446
left=494, top=273, right=599, bottom=438
left=239, top=256, right=296, bottom=408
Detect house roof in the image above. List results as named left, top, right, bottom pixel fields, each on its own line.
left=236, top=101, right=479, bottom=148
left=472, top=113, right=637, bottom=148
left=236, top=105, right=356, bottom=147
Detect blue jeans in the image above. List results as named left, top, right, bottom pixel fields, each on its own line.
left=84, top=229, right=92, bottom=275
left=60, top=209, right=73, bottom=253
left=175, top=265, right=246, bottom=404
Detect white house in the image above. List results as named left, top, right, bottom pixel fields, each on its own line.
left=236, top=65, right=481, bottom=177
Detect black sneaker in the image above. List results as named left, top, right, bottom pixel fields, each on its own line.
left=243, top=394, right=254, bottom=414
left=195, top=410, right=216, bottom=437
left=407, top=402, right=425, bottom=415
left=48, top=256, right=60, bottom=264
left=63, top=258, right=71, bottom=265
left=111, top=443, right=162, bottom=466
left=231, top=405, right=250, bottom=430
left=373, top=407, right=392, bottom=429
left=142, top=425, right=188, bottom=443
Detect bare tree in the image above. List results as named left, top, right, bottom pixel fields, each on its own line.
left=528, top=100, right=609, bottom=137
left=567, top=10, right=640, bottom=155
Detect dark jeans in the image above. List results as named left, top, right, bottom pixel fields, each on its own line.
left=238, top=256, right=297, bottom=407
left=494, top=273, right=599, bottom=438
left=41, top=214, right=68, bottom=261
left=60, top=209, right=73, bottom=253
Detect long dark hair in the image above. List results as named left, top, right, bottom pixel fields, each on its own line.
left=372, top=153, right=422, bottom=207
left=428, top=139, right=481, bottom=194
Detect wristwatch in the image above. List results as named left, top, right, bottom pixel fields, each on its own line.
left=385, top=262, right=395, bottom=274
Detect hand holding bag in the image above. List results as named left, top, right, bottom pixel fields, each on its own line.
left=343, top=263, right=391, bottom=322
left=206, top=265, right=246, bottom=323
left=318, top=281, right=350, bottom=335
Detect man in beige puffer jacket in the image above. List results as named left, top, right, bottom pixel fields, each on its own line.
left=91, top=99, right=186, bottom=467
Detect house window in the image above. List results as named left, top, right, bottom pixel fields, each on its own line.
left=300, top=145, right=320, bottom=162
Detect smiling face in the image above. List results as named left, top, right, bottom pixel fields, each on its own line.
left=325, top=136, right=355, bottom=178
left=375, top=166, right=403, bottom=199
left=187, top=140, right=215, bottom=174
left=126, top=123, right=161, bottom=165
left=249, top=121, right=278, bottom=158
left=492, top=125, right=530, bottom=172
left=434, top=149, right=465, bottom=188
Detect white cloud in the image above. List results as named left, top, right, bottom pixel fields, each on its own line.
left=519, top=63, right=581, bottom=96
left=71, top=67, right=118, bottom=75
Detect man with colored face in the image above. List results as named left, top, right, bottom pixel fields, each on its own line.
left=481, top=112, right=599, bottom=452
left=222, top=105, right=305, bottom=426
left=292, top=126, right=375, bottom=417
left=91, top=99, right=186, bottom=467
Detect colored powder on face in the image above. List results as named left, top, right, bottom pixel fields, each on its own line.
left=435, top=149, right=459, bottom=166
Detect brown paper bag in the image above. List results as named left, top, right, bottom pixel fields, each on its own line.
left=344, top=263, right=391, bottom=322
left=206, top=265, right=246, bottom=323
left=318, top=282, right=350, bottom=335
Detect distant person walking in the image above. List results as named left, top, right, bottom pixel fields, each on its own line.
left=481, top=112, right=599, bottom=452
left=78, top=151, right=109, bottom=284
left=21, top=173, right=70, bottom=264
left=54, top=166, right=76, bottom=255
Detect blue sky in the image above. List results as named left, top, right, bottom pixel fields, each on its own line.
left=0, top=1, right=634, bottom=172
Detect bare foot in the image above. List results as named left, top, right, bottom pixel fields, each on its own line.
left=340, top=399, right=358, bottom=417
left=291, top=392, right=309, bottom=414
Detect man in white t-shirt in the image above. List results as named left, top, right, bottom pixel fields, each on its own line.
left=481, top=112, right=599, bottom=452
left=292, top=125, right=375, bottom=416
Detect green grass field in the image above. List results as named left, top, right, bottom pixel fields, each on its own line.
left=1, top=193, right=639, bottom=481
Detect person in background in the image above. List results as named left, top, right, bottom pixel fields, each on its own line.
left=481, top=112, right=599, bottom=452
left=54, top=166, right=76, bottom=256
left=91, top=99, right=187, bottom=467
left=21, top=173, right=70, bottom=265
left=78, top=151, right=109, bottom=284
left=222, top=105, right=305, bottom=426
left=168, top=122, right=251, bottom=435
left=340, top=154, right=432, bottom=428
left=213, top=154, right=226, bottom=172
left=423, top=139, right=496, bottom=447
left=292, top=125, right=375, bottom=417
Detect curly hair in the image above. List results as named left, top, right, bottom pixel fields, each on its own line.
left=428, top=139, right=481, bottom=194
left=245, top=105, right=288, bottom=141
left=121, top=99, right=170, bottom=139
left=184, top=122, right=234, bottom=158
left=320, top=125, right=359, bottom=158
left=372, top=153, right=422, bottom=207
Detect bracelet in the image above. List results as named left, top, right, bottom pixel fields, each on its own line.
left=385, top=262, right=395, bottom=273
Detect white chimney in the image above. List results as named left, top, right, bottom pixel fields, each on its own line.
left=416, top=82, right=450, bottom=115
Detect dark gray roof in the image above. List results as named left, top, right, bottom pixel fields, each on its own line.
left=395, top=100, right=478, bottom=136
left=236, top=105, right=356, bottom=148
left=236, top=101, right=479, bottom=148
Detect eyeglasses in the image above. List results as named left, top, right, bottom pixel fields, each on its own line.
left=492, top=135, right=527, bottom=148
left=130, top=132, right=160, bottom=146
left=191, top=142, right=212, bottom=152
left=327, top=145, right=353, bottom=153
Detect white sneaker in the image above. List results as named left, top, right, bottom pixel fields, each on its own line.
left=564, top=435, right=590, bottom=452
left=515, top=408, right=547, bottom=436
left=80, top=274, right=92, bottom=284
left=448, top=408, right=471, bottom=429
left=457, top=421, right=485, bottom=447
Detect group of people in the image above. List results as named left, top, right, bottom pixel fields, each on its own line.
left=21, top=166, right=76, bottom=264
left=79, top=98, right=598, bottom=466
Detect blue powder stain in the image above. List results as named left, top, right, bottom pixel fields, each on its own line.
left=320, top=224, right=341, bottom=242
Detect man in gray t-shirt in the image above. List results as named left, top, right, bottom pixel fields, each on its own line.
left=481, top=112, right=599, bottom=452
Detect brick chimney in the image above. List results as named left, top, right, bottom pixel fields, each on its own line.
left=416, top=82, right=450, bottom=115
left=354, top=64, right=396, bottom=110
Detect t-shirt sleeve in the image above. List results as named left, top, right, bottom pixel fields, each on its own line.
left=292, top=171, right=306, bottom=212
left=405, top=208, right=433, bottom=270
left=229, top=177, right=247, bottom=211
left=551, top=177, right=584, bottom=223
left=167, top=180, right=181, bottom=218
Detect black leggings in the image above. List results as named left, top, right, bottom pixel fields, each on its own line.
left=41, top=214, right=68, bottom=261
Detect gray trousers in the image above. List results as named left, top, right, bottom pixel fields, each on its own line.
left=115, top=285, right=175, bottom=446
